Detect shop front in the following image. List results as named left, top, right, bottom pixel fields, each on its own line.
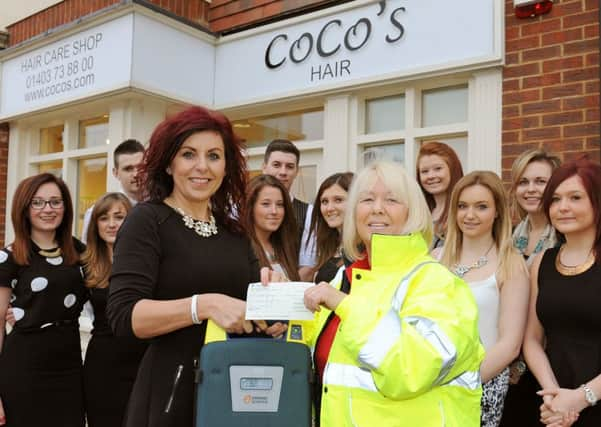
left=0, top=0, right=503, bottom=241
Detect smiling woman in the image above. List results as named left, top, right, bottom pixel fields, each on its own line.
left=107, top=106, right=284, bottom=427
left=244, top=174, right=300, bottom=281
left=307, top=172, right=354, bottom=283
left=416, top=141, right=464, bottom=250
left=523, top=158, right=601, bottom=426
left=0, top=173, right=86, bottom=427
left=304, top=161, right=484, bottom=427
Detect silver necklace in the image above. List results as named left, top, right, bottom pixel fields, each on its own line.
left=453, top=243, right=494, bottom=278
left=173, top=206, right=218, bottom=238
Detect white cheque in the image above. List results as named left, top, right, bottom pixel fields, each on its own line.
left=245, top=282, right=315, bottom=320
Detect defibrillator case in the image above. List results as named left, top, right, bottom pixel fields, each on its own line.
left=194, top=339, right=312, bottom=427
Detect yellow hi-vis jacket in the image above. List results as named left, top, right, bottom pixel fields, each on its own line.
left=308, top=233, right=485, bottom=427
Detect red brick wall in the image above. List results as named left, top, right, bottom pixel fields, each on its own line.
left=209, top=0, right=347, bottom=34
left=502, top=0, right=600, bottom=182
left=0, top=124, right=8, bottom=246
left=7, top=0, right=210, bottom=46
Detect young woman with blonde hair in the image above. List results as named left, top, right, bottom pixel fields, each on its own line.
left=438, top=171, right=529, bottom=427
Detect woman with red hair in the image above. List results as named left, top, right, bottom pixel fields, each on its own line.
left=416, top=141, right=464, bottom=249
left=523, top=158, right=601, bottom=426
left=0, top=173, right=86, bottom=427
left=107, top=106, right=283, bottom=427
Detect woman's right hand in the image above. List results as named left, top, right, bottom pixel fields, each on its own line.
left=206, top=294, right=253, bottom=334
left=0, top=396, right=6, bottom=425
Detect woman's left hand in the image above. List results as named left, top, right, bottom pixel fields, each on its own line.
left=304, top=282, right=346, bottom=312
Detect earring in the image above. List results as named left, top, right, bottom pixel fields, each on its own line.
left=166, top=167, right=172, bottom=175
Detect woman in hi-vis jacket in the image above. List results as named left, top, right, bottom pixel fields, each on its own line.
left=304, top=161, right=485, bottom=427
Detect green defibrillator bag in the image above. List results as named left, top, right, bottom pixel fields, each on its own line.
left=194, top=331, right=312, bottom=427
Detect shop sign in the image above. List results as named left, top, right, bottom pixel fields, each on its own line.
left=0, top=15, right=133, bottom=119
left=214, top=0, right=498, bottom=106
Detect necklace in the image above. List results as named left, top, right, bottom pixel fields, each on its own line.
left=38, top=247, right=61, bottom=257
left=555, top=245, right=595, bottom=276
left=452, top=242, right=495, bottom=278
left=172, top=206, right=218, bottom=238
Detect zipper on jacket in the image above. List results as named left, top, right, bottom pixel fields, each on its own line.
left=164, top=364, right=184, bottom=413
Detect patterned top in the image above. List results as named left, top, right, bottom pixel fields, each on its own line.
left=0, top=239, right=86, bottom=330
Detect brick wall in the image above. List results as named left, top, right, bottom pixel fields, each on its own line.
left=502, top=0, right=600, bottom=182
left=209, top=0, right=349, bottom=34
left=0, top=124, right=8, bottom=246
left=7, top=0, right=210, bottom=46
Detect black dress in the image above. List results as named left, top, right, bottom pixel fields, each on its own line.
left=314, top=256, right=343, bottom=284
left=536, top=248, right=601, bottom=426
left=83, top=286, right=147, bottom=427
left=0, top=240, right=86, bottom=427
left=107, top=202, right=260, bottom=427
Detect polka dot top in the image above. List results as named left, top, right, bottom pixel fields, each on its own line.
left=0, top=239, right=86, bottom=331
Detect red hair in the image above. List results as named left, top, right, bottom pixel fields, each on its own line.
left=542, top=157, right=601, bottom=265
left=10, top=173, right=79, bottom=265
left=416, top=141, right=464, bottom=237
left=139, top=106, right=248, bottom=234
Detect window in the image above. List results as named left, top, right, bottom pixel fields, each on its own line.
left=357, top=83, right=470, bottom=170
left=77, top=157, right=108, bottom=237
left=30, top=117, right=110, bottom=235
left=365, top=95, right=405, bottom=134
left=422, top=85, right=468, bottom=127
left=233, top=108, right=324, bottom=149
left=79, top=116, right=109, bottom=148
left=362, top=142, right=404, bottom=166
left=39, top=125, right=64, bottom=154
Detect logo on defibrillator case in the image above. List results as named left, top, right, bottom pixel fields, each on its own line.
left=290, top=324, right=303, bottom=341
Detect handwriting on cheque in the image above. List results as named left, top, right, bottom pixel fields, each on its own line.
left=245, top=282, right=315, bottom=320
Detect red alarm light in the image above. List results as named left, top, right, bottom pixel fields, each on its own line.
left=515, top=0, right=553, bottom=19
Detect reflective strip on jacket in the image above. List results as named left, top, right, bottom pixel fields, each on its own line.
left=308, top=233, right=485, bottom=427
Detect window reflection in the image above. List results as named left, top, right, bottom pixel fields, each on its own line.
left=233, top=109, right=324, bottom=148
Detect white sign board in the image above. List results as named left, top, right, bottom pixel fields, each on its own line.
left=0, top=14, right=133, bottom=119
left=214, top=0, right=498, bottom=106
left=131, top=14, right=215, bottom=106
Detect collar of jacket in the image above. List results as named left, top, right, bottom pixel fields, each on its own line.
left=367, top=233, right=430, bottom=272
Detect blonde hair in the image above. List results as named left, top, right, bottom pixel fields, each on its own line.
left=441, top=171, right=526, bottom=283
left=510, top=149, right=561, bottom=221
left=343, top=161, right=432, bottom=260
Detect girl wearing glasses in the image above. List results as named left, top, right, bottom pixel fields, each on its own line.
left=0, top=173, right=87, bottom=427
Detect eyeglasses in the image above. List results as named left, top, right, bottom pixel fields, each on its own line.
left=30, top=198, right=64, bottom=210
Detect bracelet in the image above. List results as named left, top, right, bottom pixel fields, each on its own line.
left=581, top=384, right=598, bottom=406
left=190, top=294, right=202, bottom=325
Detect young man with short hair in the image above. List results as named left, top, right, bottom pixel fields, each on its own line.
left=262, top=139, right=316, bottom=280
left=81, top=139, right=145, bottom=242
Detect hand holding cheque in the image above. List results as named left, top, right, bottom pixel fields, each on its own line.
left=246, top=281, right=348, bottom=321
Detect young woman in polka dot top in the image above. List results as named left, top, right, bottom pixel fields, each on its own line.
left=0, top=173, right=87, bottom=427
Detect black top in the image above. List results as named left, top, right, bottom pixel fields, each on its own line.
left=88, top=287, right=114, bottom=336
left=0, top=239, right=86, bottom=331
left=314, top=256, right=343, bottom=284
left=107, top=202, right=260, bottom=427
left=537, top=247, right=601, bottom=425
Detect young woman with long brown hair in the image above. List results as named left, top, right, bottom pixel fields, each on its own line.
left=307, top=172, right=353, bottom=283
left=0, top=173, right=86, bottom=427
left=82, top=192, right=147, bottom=427
left=244, top=174, right=300, bottom=281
